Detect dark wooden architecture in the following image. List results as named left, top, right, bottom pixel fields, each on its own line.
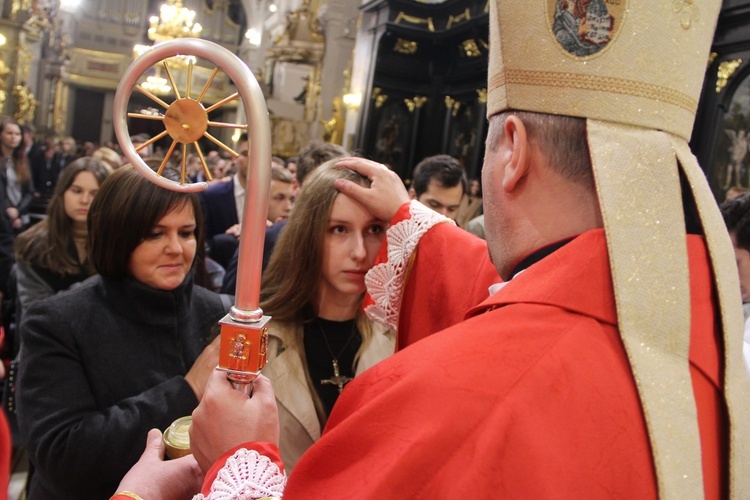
left=692, top=0, right=750, bottom=202
left=354, top=0, right=489, bottom=182
left=355, top=0, right=750, bottom=199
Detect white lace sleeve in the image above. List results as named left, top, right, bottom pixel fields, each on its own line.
left=192, top=448, right=286, bottom=500
left=364, top=201, right=454, bottom=332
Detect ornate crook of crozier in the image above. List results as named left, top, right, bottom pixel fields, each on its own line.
left=113, top=38, right=272, bottom=395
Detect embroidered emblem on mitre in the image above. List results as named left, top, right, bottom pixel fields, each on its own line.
left=547, top=0, right=626, bottom=58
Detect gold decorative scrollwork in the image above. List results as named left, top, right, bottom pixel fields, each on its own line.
left=716, top=59, right=743, bottom=93
left=707, top=52, right=718, bottom=67
left=405, top=95, right=427, bottom=113
left=373, top=88, right=389, bottom=109
left=477, top=88, right=487, bottom=104
left=447, top=8, right=471, bottom=30
left=394, top=12, right=435, bottom=32
left=0, top=61, right=9, bottom=111
left=394, top=38, right=418, bottom=55
left=13, top=84, right=38, bottom=124
left=445, top=96, right=461, bottom=117
left=462, top=39, right=481, bottom=58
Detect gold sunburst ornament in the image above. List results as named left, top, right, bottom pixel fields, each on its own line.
left=125, top=58, right=248, bottom=186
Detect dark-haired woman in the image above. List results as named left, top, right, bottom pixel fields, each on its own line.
left=14, top=157, right=110, bottom=317
left=0, top=119, right=33, bottom=231
left=16, top=166, right=231, bottom=500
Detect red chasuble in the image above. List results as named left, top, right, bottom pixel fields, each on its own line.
left=284, top=229, right=724, bottom=499
left=205, top=220, right=724, bottom=498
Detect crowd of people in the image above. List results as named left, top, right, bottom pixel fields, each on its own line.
left=1, top=1, right=749, bottom=498
left=0, top=119, right=483, bottom=498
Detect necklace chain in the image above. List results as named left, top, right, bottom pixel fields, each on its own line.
left=317, top=318, right=358, bottom=393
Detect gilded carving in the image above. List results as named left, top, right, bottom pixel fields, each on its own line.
left=404, top=96, right=426, bottom=113
left=445, top=96, right=461, bottom=117
left=394, top=12, right=435, bottom=32
left=708, top=52, right=717, bottom=67
left=374, top=94, right=389, bottom=109
left=13, top=84, right=38, bottom=124
left=462, top=39, right=481, bottom=58
left=394, top=39, right=418, bottom=55
left=477, top=88, right=487, bottom=104
left=716, top=59, right=743, bottom=94
left=0, top=61, right=9, bottom=111
left=447, top=8, right=471, bottom=30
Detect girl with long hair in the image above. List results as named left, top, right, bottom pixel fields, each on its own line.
left=14, top=157, right=110, bottom=315
left=258, top=161, right=394, bottom=470
left=0, top=119, right=33, bottom=231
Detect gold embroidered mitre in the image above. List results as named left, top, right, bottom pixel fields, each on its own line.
left=488, top=0, right=712, bottom=140
left=487, top=1, right=750, bottom=498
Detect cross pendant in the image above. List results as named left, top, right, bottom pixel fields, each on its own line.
left=321, top=359, right=352, bottom=393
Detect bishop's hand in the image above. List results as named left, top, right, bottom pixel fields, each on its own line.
left=335, top=157, right=411, bottom=222
left=190, top=371, right=280, bottom=473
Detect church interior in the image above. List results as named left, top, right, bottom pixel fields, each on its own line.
left=0, top=0, right=747, bottom=196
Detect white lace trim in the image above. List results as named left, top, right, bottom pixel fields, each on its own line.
left=192, top=448, right=286, bottom=500
left=364, top=201, right=454, bottom=332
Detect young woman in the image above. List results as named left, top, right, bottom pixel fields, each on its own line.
left=16, top=166, right=231, bottom=500
left=259, top=161, right=395, bottom=470
left=14, top=157, right=110, bottom=316
left=0, top=119, right=33, bottom=231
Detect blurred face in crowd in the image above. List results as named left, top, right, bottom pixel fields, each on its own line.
left=128, top=203, right=197, bottom=290
left=235, top=140, right=249, bottom=181
left=470, top=179, right=481, bottom=197
left=730, top=231, right=750, bottom=302
left=62, top=138, right=77, bottom=155
left=1, top=122, right=22, bottom=152
left=267, top=180, right=295, bottom=222
left=415, top=179, right=463, bottom=220
left=64, top=171, right=100, bottom=224
left=319, top=193, right=387, bottom=305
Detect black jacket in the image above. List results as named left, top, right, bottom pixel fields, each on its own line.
left=17, top=274, right=231, bottom=500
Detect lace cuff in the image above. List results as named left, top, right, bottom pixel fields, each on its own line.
left=193, top=448, right=286, bottom=500
left=364, top=201, right=454, bottom=332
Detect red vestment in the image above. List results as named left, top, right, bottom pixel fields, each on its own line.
left=204, top=220, right=724, bottom=498
left=0, top=409, right=9, bottom=496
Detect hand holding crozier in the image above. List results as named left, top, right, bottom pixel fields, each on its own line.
left=190, top=370, right=280, bottom=472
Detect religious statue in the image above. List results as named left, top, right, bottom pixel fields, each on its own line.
left=13, top=84, right=38, bottom=124
left=322, top=97, right=345, bottom=145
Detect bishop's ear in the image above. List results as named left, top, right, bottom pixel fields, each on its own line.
left=501, top=115, right=529, bottom=192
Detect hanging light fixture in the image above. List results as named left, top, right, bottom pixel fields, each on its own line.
left=147, top=0, right=202, bottom=44
left=141, top=74, right=172, bottom=95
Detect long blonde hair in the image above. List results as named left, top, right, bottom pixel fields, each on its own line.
left=261, top=160, right=378, bottom=353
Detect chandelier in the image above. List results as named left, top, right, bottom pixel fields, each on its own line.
left=141, top=75, right=172, bottom=95
left=148, top=0, right=202, bottom=44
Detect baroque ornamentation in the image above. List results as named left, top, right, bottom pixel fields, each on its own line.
left=394, top=38, right=418, bottom=55
left=716, top=59, right=743, bottom=93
